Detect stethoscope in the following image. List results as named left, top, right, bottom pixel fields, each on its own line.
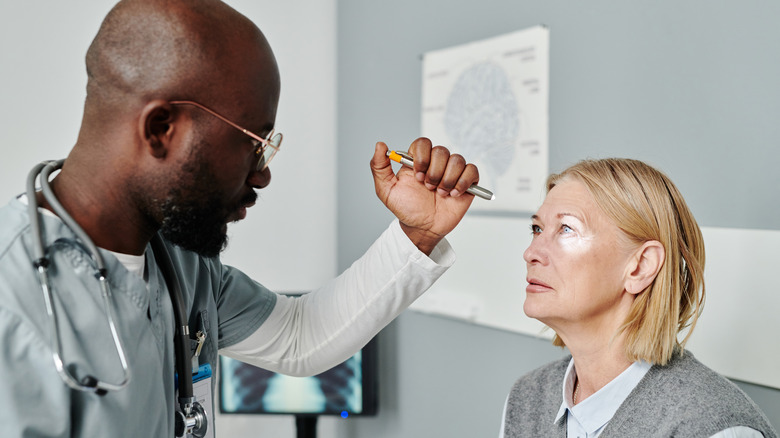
left=26, top=160, right=207, bottom=437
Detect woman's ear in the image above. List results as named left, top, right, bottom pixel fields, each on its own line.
left=138, top=100, right=174, bottom=158
left=625, top=240, right=665, bottom=295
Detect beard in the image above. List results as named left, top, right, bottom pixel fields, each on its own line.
left=157, top=155, right=257, bottom=258
left=159, top=194, right=230, bottom=258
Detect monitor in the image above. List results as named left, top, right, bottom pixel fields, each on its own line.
left=218, top=337, right=378, bottom=418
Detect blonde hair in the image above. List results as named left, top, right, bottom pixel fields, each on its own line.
left=547, top=158, right=705, bottom=365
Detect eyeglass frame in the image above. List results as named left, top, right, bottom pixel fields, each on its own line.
left=169, top=100, right=282, bottom=172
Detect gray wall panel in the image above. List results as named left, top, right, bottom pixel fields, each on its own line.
left=337, top=1, right=780, bottom=436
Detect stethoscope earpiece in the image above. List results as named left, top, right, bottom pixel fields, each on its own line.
left=80, top=376, right=108, bottom=396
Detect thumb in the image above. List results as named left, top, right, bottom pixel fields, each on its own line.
left=370, top=142, right=396, bottom=194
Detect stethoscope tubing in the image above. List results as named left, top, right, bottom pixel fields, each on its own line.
left=26, top=160, right=131, bottom=394
left=150, top=234, right=194, bottom=401
left=26, top=160, right=207, bottom=436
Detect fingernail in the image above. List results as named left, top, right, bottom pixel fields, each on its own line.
left=416, top=172, right=425, bottom=182
left=450, top=189, right=461, bottom=197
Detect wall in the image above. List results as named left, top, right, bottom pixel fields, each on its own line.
left=0, top=0, right=337, bottom=293
left=4, top=1, right=780, bottom=437
left=0, top=1, right=337, bottom=437
left=336, top=0, right=780, bottom=436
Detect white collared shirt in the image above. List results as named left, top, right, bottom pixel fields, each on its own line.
left=556, top=359, right=651, bottom=437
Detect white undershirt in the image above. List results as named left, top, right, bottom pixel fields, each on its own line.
left=112, top=251, right=145, bottom=278
left=220, top=221, right=455, bottom=376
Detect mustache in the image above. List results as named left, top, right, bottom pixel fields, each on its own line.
left=240, top=191, right=258, bottom=208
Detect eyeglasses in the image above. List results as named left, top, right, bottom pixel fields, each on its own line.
left=170, top=100, right=282, bottom=172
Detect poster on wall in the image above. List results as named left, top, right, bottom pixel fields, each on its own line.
left=421, top=25, right=549, bottom=212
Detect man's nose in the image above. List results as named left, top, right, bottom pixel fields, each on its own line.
left=248, top=166, right=271, bottom=189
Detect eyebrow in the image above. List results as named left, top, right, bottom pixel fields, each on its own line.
left=558, top=212, right=584, bottom=221
left=530, top=212, right=585, bottom=222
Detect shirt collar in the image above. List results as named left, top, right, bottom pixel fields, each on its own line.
left=554, top=358, right=652, bottom=434
left=20, top=193, right=148, bottom=279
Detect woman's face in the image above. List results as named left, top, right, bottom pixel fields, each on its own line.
left=523, top=178, right=637, bottom=335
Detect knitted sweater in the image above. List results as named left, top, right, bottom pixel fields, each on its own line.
left=504, top=350, right=777, bottom=437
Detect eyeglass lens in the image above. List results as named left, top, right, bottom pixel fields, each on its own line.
left=257, top=132, right=282, bottom=171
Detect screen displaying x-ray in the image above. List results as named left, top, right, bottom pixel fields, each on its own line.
left=218, top=339, right=378, bottom=417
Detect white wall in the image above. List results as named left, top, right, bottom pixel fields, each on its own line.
left=0, top=1, right=338, bottom=437
left=0, top=2, right=111, bottom=195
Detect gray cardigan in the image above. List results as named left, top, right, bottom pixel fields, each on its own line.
left=504, top=350, right=777, bottom=437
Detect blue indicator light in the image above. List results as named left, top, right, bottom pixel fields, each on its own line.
left=341, top=411, right=349, bottom=418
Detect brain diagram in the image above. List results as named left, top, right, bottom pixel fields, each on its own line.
left=443, top=61, right=520, bottom=185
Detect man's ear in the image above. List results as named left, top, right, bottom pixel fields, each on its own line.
left=138, top=100, right=175, bottom=158
left=625, top=240, right=665, bottom=295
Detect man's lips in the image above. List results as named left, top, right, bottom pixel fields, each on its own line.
left=239, top=200, right=256, bottom=219
left=230, top=199, right=256, bottom=222
left=526, top=277, right=553, bottom=293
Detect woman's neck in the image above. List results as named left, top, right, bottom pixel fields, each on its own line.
left=568, top=334, right=633, bottom=405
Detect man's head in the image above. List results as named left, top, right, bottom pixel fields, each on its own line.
left=76, top=0, right=280, bottom=256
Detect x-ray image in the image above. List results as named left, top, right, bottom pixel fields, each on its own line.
left=219, top=346, right=377, bottom=417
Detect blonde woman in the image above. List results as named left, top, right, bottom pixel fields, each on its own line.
left=500, top=158, right=776, bottom=437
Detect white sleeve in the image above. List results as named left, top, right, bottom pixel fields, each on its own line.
left=220, top=219, right=455, bottom=376
left=498, top=395, right=508, bottom=438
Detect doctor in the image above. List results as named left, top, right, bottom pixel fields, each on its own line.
left=0, top=0, right=482, bottom=436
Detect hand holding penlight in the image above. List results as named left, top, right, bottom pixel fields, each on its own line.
left=386, top=150, right=495, bottom=201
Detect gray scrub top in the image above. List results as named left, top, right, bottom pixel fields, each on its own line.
left=0, top=197, right=277, bottom=437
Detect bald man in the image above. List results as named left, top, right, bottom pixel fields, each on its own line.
left=0, top=0, right=483, bottom=437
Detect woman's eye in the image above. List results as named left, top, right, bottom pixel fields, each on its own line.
left=530, top=224, right=542, bottom=235
left=561, top=224, right=574, bottom=234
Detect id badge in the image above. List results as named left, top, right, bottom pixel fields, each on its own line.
left=175, top=364, right=215, bottom=438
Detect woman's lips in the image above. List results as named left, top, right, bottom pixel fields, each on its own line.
left=526, top=277, right=552, bottom=293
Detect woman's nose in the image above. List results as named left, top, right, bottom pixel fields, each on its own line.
left=523, top=235, right=548, bottom=265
